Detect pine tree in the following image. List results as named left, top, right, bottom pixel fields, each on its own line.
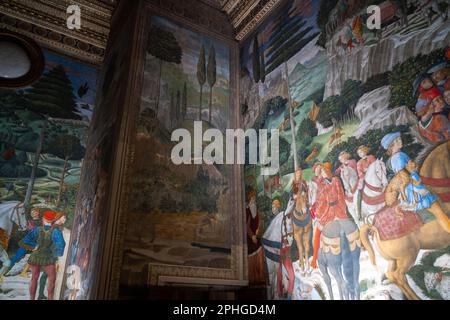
left=207, top=45, right=217, bottom=124
left=197, top=45, right=206, bottom=121
left=148, top=26, right=183, bottom=118
left=26, top=65, right=80, bottom=120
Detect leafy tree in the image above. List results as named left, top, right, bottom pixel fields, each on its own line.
left=197, top=45, right=207, bottom=120
left=341, top=80, right=362, bottom=109
left=207, top=45, right=217, bottom=123
left=148, top=26, right=183, bottom=116
left=160, top=193, right=176, bottom=213
left=47, top=134, right=85, bottom=208
left=297, top=118, right=318, bottom=139
left=317, top=95, right=344, bottom=128
left=278, top=136, right=291, bottom=166
left=389, top=48, right=446, bottom=111
left=26, top=65, right=80, bottom=120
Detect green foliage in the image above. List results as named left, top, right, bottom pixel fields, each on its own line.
left=197, top=45, right=207, bottom=86
left=253, top=96, right=288, bottom=130
left=279, top=136, right=291, bottom=166
left=341, top=80, right=362, bottom=108
left=256, top=194, right=272, bottom=225
left=407, top=246, right=450, bottom=300
left=317, top=95, right=344, bottom=128
left=324, top=125, right=423, bottom=170
left=361, top=72, right=391, bottom=94
left=297, top=118, right=318, bottom=139
left=184, top=168, right=219, bottom=214
left=148, top=26, right=183, bottom=64
left=26, top=65, right=79, bottom=120
left=389, top=48, right=446, bottom=110
left=207, top=45, right=217, bottom=88
left=47, top=134, right=85, bottom=161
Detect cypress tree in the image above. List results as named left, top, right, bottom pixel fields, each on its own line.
left=197, top=45, right=206, bottom=121
left=207, top=45, right=217, bottom=124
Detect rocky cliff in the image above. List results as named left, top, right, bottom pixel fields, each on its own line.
left=324, top=19, right=450, bottom=98
left=353, top=86, right=418, bottom=138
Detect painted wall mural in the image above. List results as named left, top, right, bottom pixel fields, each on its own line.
left=120, top=15, right=234, bottom=285
left=0, top=50, right=98, bottom=300
left=241, top=0, right=450, bottom=300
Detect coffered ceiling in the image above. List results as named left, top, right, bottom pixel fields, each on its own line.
left=202, top=0, right=283, bottom=41
left=0, top=0, right=282, bottom=65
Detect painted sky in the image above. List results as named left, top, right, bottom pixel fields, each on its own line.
left=152, top=16, right=230, bottom=84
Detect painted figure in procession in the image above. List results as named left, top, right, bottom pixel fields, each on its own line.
left=290, top=169, right=312, bottom=273
left=19, top=211, right=66, bottom=300
left=382, top=132, right=450, bottom=233
left=262, top=198, right=296, bottom=299
left=246, top=190, right=266, bottom=285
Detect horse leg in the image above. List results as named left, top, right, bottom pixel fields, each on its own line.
left=303, top=224, right=312, bottom=272
left=352, top=247, right=361, bottom=300
left=326, top=252, right=348, bottom=300
left=318, top=259, right=334, bottom=300
left=395, top=256, right=421, bottom=300
left=294, top=227, right=304, bottom=271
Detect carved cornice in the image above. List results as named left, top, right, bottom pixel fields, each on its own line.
left=0, top=0, right=116, bottom=65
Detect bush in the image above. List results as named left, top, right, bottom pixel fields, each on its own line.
left=361, top=72, right=391, bottom=94
left=389, top=48, right=447, bottom=110
left=317, top=95, right=344, bottom=128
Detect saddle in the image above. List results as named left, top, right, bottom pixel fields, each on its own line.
left=372, top=203, right=423, bottom=241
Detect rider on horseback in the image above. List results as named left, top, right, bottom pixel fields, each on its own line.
left=381, top=132, right=450, bottom=233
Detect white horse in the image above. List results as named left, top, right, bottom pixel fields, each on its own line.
left=0, top=201, right=27, bottom=274
left=339, top=165, right=361, bottom=226
left=360, top=159, right=388, bottom=224
left=262, top=198, right=295, bottom=299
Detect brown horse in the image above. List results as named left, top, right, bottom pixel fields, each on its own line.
left=360, top=141, right=450, bottom=300
left=291, top=174, right=313, bottom=272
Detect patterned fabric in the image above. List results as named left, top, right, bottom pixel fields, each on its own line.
left=0, top=228, right=9, bottom=250
left=373, top=205, right=423, bottom=241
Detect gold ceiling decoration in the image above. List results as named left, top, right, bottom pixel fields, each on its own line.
left=0, top=0, right=282, bottom=65
left=0, top=0, right=117, bottom=65
left=198, top=0, right=284, bottom=41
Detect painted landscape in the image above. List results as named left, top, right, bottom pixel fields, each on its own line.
left=0, top=50, right=98, bottom=300
left=121, top=15, right=233, bottom=284
left=242, top=0, right=450, bottom=300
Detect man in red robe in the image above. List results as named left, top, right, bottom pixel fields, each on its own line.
left=311, top=163, right=349, bottom=268
left=246, top=190, right=266, bottom=285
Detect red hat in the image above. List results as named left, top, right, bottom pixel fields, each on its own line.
left=446, top=48, right=450, bottom=60
left=43, top=211, right=58, bottom=223
left=420, top=87, right=440, bottom=101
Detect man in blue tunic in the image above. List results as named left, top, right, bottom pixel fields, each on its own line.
left=19, top=211, right=65, bottom=300
left=381, top=132, right=450, bottom=233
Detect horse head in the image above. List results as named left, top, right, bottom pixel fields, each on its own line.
left=11, top=204, right=28, bottom=232
left=375, top=159, right=388, bottom=190
left=366, top=159, right=388, bottom=190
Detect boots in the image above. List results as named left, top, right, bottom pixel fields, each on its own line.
left=311, top=228, right=321, bottom=269
left=428, top=202, right=450, bottom=234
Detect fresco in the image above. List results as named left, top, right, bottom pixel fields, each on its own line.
left=0, top=50, right=98, bottom=300
left=241, top=0, right=450, bottom=300
left=120, top=15, right=233, bottom=285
